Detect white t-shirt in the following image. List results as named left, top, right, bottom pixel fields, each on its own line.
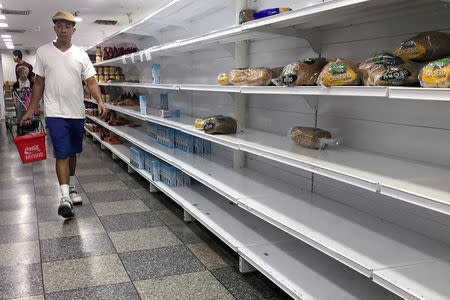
left=34, top=42, right=95, bottom=119
left=19, top=79, right=30, bottom=89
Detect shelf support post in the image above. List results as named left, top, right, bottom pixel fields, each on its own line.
left=239, top=256, right=256, bottom=273
left=233, top=0, right=248, bottom=169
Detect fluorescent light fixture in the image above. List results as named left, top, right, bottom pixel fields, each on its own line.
left=74, top=16, right=82, bottom=22
left=6, top=46, right=14, bottom=49
left=0, top=23, right=8, bottom=28
left=1, top=34, right=11, bottom=38
left=0, top=4, right=2, bottom=9
left=5, top=43, right=13, bottom=46
left=3, top=38, right=12, bottom=42
left=0, top=15, right=6, bottom=20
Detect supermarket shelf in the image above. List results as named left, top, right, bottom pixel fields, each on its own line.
left=85, top=99, right=450, bottom=215
left=241, top=86, right=388, bottom=97
left=239, top=239, right=400, bottom=300
left=179, top=84, right=240, bottom=93
left=85, top=127, right=396, bottom=300
left=85, top=114, right=450, bottom=298
left=373, top=259, right=450, bottom=300
left=99, top=82, right=179, bottom=90
left=388, top=87, right=450, bottom=102
left=98, top=82, right=450, bottom=101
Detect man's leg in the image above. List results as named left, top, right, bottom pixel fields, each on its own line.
left=68, top=154, right=82, bottom=205
left=46, top=117, right=74, bottom=218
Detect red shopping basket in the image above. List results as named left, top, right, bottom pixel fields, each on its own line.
left=12, top=133, right=47, bottom=164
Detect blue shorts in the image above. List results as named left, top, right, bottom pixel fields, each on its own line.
left=46, top=117, right=85, bottom=159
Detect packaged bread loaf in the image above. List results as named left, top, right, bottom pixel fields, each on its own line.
left=394, top=31, right=450, bottom=62
left=419, top=57, right=450, bottom=88
left=273, top=58, right=328, bottom=86
left=317, top=59, right=360, bottom=86
left=203, top=115, right=237, bottom=134
left=228, top=68, right=273, bottom=86
left=290, top=127, right=332, bottom=150
left=359, top=53, right=421, bottom=86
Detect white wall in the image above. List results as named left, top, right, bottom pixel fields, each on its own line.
left=1, top=52, right=36, bottom=83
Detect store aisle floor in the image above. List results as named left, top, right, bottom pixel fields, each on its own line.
left=0, top=123, right=289, bottom=300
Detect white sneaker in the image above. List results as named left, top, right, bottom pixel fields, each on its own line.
left=69, top=186, right=83, bottom=206
left=58, top=197, right=74, bottom=218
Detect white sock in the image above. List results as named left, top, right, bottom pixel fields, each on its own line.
left=60, top=184, right=70, bottom=198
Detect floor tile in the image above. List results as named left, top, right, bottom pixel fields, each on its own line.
left=40, top=233, right=115, bottom=263
left=81, top=181, right=129, bottom=193
left=211, top=267, right=290, bottom=300
left=93, top=199, right=150, bottom=216
left=119, top=245, right=205, bottom=281
left=39, top=217, right=105, bottom=240
left=187, top=243, right=229, bottom=270
left=109, top=227, right=182, bottom=253
left=153, top=209, right=184, bottom=225
left=0, top=263, right=43, bottom=299
left=77, top=173, right=122, bottom=184
left=135, top=271, right=234, bottom=300
left=35, top=185, right=61, bottom=196
left=45, top=282, right=140, bottom=300
left=0, top=207, right=37, bottom=225
left=100, top=211, right=163, bottom=232
left=75, top=168, right=114, bottom=176
left=0, top=223, right=38, bottom=244
left=37, top=202, right=95, bottom=222
left=169, top=223, right=214, bottom=245
left=87, top=190, right=138, bottom=203
left=0, top=196, right=35, bottom=211
left=0, top=176, right=34, bottom=186
left=11, top=295, right=45, bottom=300
left=42, top=254, right=130, bottom=293
left=1, top=188, right=35, bottom=200
left=0, top=241, right=40, bottom=267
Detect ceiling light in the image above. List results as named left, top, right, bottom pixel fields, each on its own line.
left=0, top=23, right=8, bottom=28
left=0, top=15, right=6, bottom=20
left=1, top=34, right=11, bottom=38
left=6, top=46, right=14, bottom=49
left=74, top=16, right=82, bottom=22
left=3, top=38, right=12, bottom=42
left=5, top=42, right=13, bottom=45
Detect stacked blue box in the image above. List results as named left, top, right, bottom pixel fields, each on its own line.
left=146, top=121, right=158, bottom=139
left=144, top=152, right=152, bottom=172
left=152, top=160, right=160, bottom=181
left=157, top=127, right=175, bottom=148
left=130, top=146, right=145, bottom=169
left=175, top=130, right=194, bottom=152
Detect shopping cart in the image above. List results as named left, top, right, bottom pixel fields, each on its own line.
left=9, top=88, right=43, bottom=138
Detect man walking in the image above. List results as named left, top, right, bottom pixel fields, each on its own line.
left=13, top=50, right=35, bottom=82
left=21, top=11, right=106, bottom=218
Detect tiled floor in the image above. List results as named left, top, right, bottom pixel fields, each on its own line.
left=0, top=123, right=290, bottom=300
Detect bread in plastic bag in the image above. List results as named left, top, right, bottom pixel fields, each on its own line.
left=358, top=53, right=421, bottom=86
left=316, top=59, right=360, bottom=86
left=272, top=58, right=328, bottom=86
left=203, top=115, right=237, bottom=134
left=239, top=9, right=256, bottom=24
left=290, top=127, right=335, bottom=150
left=394, top=31, right=450, bottom=62
left=228, top=68, right=273, bottom=86
left=419, top=57, right=450, bottom=88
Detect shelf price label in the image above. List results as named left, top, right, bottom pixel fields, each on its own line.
left=130, top=54, right=135, bottom=64
left=121, top=56, right=127, bottom=65
left=139, top=51, right=145, bottom=62
left=144, top=49, right=151, bottom=61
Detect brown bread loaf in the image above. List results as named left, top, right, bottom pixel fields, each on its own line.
left=359, top=53, right=421, bottom=86
left=394, top=31, right=450, bottom=62
left=273, top=58, right=328, bottom=86
left=290, top=127, right=332, bottom=150
left=203, top=115, right=237, bottom=134
left=317, top=59, right=360, bottom=86
left=228, top=68, right=273, bottom=86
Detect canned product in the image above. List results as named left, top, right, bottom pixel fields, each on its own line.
left=120, top=74, right=125, bottom=81
left=96, top=46, right=101, bottom=55
left=115, top=74, right=121, bottom=81
left=105, top=93, right=111, bottom=102
left=101, top=93, right=106, bottom=102
left=96, top=55, right=102, bottom=63
left=99, top=74, right=105, bottom=83
left=98, top=67, right=103, bottom=74
left=94, top=74, right=99, bottom=82
left=104, top=67, right=109, bottom=76
left=94, top=67, right=98, bottom=74
left=109, top=66, right=115, bottom=74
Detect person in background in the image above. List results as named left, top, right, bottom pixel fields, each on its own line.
left=20, top=11, right=106, bottom=218
left=13, top=50, right=35, bottom=82
left=13, top=66, right=34, bottom=90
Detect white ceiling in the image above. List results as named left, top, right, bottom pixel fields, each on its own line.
left=0, top=0, right=172, bottom=52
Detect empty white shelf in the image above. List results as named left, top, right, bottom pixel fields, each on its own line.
left=86, top=125, right=399, bottom=300
left=373, top=259, right=450, bottom=300
left=99, top=82, right=179, bottom=90
left=388, top=87, right=450, bottom=102
left=239, top=239, right=400, bottom=300
left=85, top=101, right=450, bottom=215
left=86, top=115, right=450, bottom=295
left=241, top=86, right=388, bottom=97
